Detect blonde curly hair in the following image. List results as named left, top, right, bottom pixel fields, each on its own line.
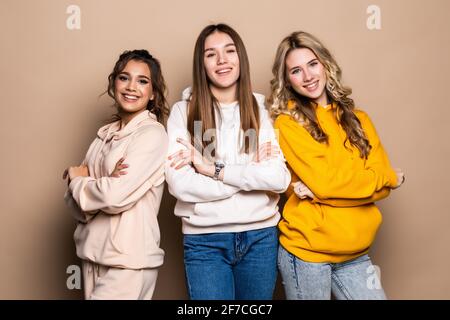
left=268, top=31, right=371, bottom=158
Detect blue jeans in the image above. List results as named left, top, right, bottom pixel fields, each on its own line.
left=183, top=226, right=278, bottom=300
left=278, top=245, right=386, bottom=300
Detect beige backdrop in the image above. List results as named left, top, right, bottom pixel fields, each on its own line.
left=1, top=0, right=449, bottom=299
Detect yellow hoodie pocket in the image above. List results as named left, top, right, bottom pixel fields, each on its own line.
left=316, top=204, right=383, bottom=254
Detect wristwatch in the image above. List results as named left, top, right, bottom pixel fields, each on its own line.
left=213, top=162, right=225, bottom=180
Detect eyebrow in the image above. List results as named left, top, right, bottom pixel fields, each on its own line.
left=288, top=58, right=318, bottom=72
left=118, top=71, right=150, bottom=81
left=204, top=43, right=236, bottom=52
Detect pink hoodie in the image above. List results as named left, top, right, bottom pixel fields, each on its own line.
left=64, top=110, right=168, bottom=269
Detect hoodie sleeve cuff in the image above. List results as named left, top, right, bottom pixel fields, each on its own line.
left=386, top=167, right=398, bottom=188
left=68, top=176, right=97, bottom=204
left=223, top=164, right=245, bottom=189
left=68, top=176, right=85, bottom=194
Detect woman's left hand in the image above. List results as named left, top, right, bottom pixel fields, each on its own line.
left=168, top=138, right=213, bottom=176
left=110, top=158, right=129, bottom=177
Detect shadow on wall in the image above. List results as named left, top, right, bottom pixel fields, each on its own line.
left=153, top=188, right=187, bottom=299
left=274, top=193, right=287, bottom=300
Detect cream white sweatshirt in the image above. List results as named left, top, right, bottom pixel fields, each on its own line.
left=64, top=110, right=168, bottom=269
left=166, top=89, right=291, bottom=234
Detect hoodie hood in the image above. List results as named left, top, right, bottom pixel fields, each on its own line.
left=97, top=110, right=158, bottom=141
left=181, top=87, right=192, bottom=101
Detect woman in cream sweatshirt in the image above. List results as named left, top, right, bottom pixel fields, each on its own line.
left=269, top=32, right=405, bottom=300
left=165, top=24, right=291, bottom=300
left=63, top=49, right=168, bottom=300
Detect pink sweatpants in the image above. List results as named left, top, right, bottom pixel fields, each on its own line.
left=82, top=260, right=158, bottom=300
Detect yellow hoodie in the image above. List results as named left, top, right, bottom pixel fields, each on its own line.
left=274, top=103, right=397, bottom=263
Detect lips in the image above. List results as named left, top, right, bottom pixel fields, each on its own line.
left=216, top=68, right=232, bottom=75
left=303, top=80, right=319, bottom=92
left=122, top=93, right=139, bottom=102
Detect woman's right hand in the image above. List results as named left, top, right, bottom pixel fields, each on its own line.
left=62, top=165, right=89, bottom=185
left=110, top=157, right=129, bottom=177
left=292, top=180, right=314, bottom=199
left=393, top=168, right=405, bottom=189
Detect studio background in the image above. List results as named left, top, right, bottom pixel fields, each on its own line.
left=1, top=0, right=449, bottom=299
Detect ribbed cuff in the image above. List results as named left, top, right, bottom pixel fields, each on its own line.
left=223, top=164, right=246, bottom=188
left=68, top=176, right=84, bottom=193
left=386, top=167, right=398, bottom=187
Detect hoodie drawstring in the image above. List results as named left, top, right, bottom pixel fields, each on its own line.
left=93, top=125, right=113, bottom=177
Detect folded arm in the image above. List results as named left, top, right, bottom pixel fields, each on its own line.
left=69, top=125, right=168, bottom=214
left=275, top=114, right=397, bottom=200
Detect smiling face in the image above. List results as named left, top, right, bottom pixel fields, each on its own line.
left=285, top=47, right=328, bottom=106
left=114, top=59, right=153, bottom=116
left=203, top=31, right=240, bottom=92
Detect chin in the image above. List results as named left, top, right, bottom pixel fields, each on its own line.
left=120, top=105, right=143, bottom=113
left=216, top=80, right=237, bottom=89
left=213, top=75, right=238, bottom=87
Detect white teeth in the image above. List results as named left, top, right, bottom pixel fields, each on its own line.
left=304, top=81, right=318, bottom=89
left=124, top=94, right=138, bottom=100
left=217, top=68, right=231, bottom=74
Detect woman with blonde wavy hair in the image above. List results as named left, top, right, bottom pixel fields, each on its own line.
left=269, top=31, right=405, bottom=300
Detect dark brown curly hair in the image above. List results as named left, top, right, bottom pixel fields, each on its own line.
left=106, top=49, right=169, bottom=124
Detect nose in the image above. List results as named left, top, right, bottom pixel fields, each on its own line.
left=126, top=79, right=137, bottom=91
left=302, top=69, right=313, bottom=82
left=217, top=51, right=226, bottom=64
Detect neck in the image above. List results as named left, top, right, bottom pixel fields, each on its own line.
left=314, top=91, right=329, bottom=107
left=210, top=83, right=238, bottom=104
left=119, top=109, right=146, bottom=128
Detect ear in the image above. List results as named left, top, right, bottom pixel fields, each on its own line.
left=150, top=94, right=154, bottom=100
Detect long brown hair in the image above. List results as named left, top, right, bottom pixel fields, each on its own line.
left=188, top=23, right=259, bottom=155
left=106, top=49, right=169, bottom=124
left=269, top=31, right=371, bottom=158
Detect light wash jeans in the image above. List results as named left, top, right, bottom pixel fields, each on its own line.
left=278, top=245, right=386, bottom=300
left=183, top=226, right=278, bottom=300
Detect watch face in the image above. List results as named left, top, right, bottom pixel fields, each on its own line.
left=214, top=162, right=224, bottom=180
left=215, top=162, right=224, bottom=168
